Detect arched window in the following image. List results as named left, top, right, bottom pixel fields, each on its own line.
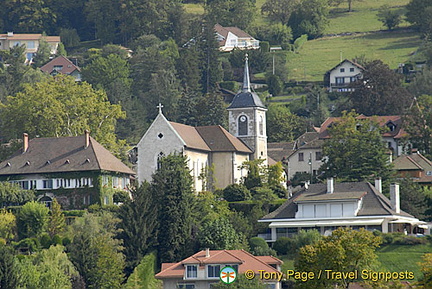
left=259, top=115, right=264, bottom=136
left=157, top=152, right=165, bottom=170
left=238, top=115, right=248, bottom=136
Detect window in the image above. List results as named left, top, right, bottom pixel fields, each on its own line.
left=427, top=171, right=432, bottom=176
left=186, top=265, right=197, bottom=278
left=53, top=65, right=63, bottom=71
left=350, top=76, right=357, bottom=83
left=298, top=153, right=304, bottom=162
left=340, top=68, right=345, bottom=73
left=43, top=180, right=53, bottom=189
left=208, top=265, right=220, bottom=278
left=27, top=41, right=35, bottom=48
left=112, top=177, right=119, bottom=188
left=26, top=53, right=34, bottom=61
left=315, top=151, right=322, bottom=161
left=13, top=41, right=21, bottom=46
left=157, top=152, right=165, bottom=170
left=259, top=115, right=264, bottom=136
left=238, top=115, right=248, bottom=136
left=350, top=67, right=355, bottom=72
left=102, top=175, right=109, bottom=186
left=104, top=196, right=109, bottom=205
left=335, top=77, right=345, bottom=84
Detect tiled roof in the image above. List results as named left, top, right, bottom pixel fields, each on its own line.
left=393, top=153, right=432, bottom=171
left=326, top=59, right=365, bottom=74
left=318, top=115, right=406, bottom=139
left=0, top=134, right=135, bottom=176
left=0, top=34, right=60, bottom=42
left=156, top=250, right=283, bottom=279
left=267, top=142, right=295, bottom=162
left=169, top=122, right=252, bottom=154
left=227, top=91, right=266, bottom=109
left=261, top=182, right=413, bottom=220
left=40, top=56, right=80, bottom=75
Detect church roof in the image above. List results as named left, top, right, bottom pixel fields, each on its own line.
left=227, top=54, right=266, bottom=109
left=169, top=122, right=252, bottom=154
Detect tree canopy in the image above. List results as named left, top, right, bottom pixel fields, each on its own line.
left=0, top=75, right=126, bottom=155
left=320, top=111, right=392, bottom=182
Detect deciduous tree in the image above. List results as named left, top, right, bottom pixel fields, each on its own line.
left=349, top=60, right=412, bottom=116
left=288, top=0, right=329, bottom=39
left=261, top=0, right=299, bottom=25
left=295, top=228, right=381, bottom=289
left=0, top=75, right=126, bottom=155
left=377, top=5, right=402, bottom=30
left=320, top=111, right=392, bottom=182
left=267, top=104, right=306, bottom=142
left=406, top=0, right=432, bottom=38
left=16, top=201, right=49, bottom=239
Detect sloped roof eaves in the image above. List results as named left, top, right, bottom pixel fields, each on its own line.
left=227, top=92, right=266, bottom=109
left=0, top=135, right=134, bottom=176
left=40, top=56, right=81, bottom=75
left=393, top=155, right=423, bottom=171
left=326, top=59, right=365, bottom=74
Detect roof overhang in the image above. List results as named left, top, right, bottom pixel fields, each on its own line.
left=268, top=219, right=384, bottom=228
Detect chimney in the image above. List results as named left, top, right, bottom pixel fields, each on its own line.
left=327, top=177, right=334, bottom=194
left=390, top=183, right=400, bottom=214
left=374, top=178, right=382, bottom=193
left=85, top=130, right=90, bottom=148
left=7, top=32, right=13, bottom=37
left=23, top=133, right=29, bottom=153
left=205, top=248, right=210, bottom=258
left=411, top=148, right=418, bottom=154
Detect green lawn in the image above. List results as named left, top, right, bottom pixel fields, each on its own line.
left=287, top=30, right=422, bottom=82
left=183, top=3, right=205, bottom=15
left=377, top=244, right=432, bottom=281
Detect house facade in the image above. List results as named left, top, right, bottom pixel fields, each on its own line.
left=214, top=24, right=260, bottom=52
left=40, top=56, right=81, bottom=81
left=155, top=249, right=283, bottom=289
left=137, top=57, right=268, bottom=191
left=259, top=178, right=428, bottom=242
left=0, top=132, right=135, bottom=209
left=0, top=32, right=60, bottom=63
left=324, top=59, right=365, bottom=92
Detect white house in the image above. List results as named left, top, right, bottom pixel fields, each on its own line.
left=0, top=32, right=60, bottom=63
left=155, top=249, right=283, bottom=289
left=324, top=59, right=365, bottom=92
left=214, top=24, right=260, bottom=52
left=259, top=178, right=428, bottom=242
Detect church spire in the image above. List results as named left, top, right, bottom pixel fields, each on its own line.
left=242, top=54, right=251, bottom=93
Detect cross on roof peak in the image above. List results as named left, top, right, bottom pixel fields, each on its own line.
left=157, top=103, right=164, bottom=114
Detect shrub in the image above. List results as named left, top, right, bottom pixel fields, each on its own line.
left=250, top=187, right=278, bottom=202
left=223, top=184, right=251, bottom=202
left=273, top=237, right=293, bottom=255
left=40, top=233, right=52, bottom=249
left=249, top=237, right=276, bottom=256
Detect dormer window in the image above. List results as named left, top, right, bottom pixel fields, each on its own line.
left=387, top=122, right=396, bottom=132
left=185, top=265, right=197, bottom=279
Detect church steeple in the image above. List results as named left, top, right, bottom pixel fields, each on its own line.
left=242, top=54, right=251, bottom=93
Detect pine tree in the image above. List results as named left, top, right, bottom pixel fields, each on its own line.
left=47, top=198, right=66, bottom=237
left=151, top=154, right=194, bottom=263
left=118, top=183, right=158, bottom=274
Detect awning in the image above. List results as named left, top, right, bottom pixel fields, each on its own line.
left=269, top=219, right=384, bottom=228
left=390, top=220, right=428, bottom=225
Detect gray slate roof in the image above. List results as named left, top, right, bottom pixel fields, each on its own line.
left=227, top=91, right=266, bottom=109
left=261, top=182, right=413, bottom=220
left=0, top=135, right=135, bottom=176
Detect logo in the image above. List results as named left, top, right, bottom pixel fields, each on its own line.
left=220, top=266, right=237, bottom=284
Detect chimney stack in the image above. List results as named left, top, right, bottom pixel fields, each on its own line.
left=327, top=177, right=334, bottom=194
left=374, top=178, right=382, bottom=193
left=205, top=248, right=210, bottom=258
left=23, top=133, right=28, bottom=153
left=84, top=130, right=90, bottom=148
left=390, top=183, right=400, bottom=214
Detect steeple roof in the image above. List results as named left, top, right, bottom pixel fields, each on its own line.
left=227, top=54, right=266, bottom=109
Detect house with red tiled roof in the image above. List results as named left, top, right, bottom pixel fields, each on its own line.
left=393, top=151, right=432, bottom=186
left=214, top=24, right=260, bottom=52
left=0, top=131, right=135, bottom=209
left=0, top=32, right=60, bottom=63
left=324, top=59, right=365, bottom=92
left=155, top=249, right=283, bottom=289
left=259, top=178, right=428, bottom=242
left=137, top=57, right=269, bottom=191
left=40, top=56, right=81, bottom=81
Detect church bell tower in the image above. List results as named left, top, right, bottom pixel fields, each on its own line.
left=227, top=54, right=268, bottom=164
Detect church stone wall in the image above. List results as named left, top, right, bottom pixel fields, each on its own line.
left=137, top=115, right=185, bottom=184
left=184, top=150, right=209, bottom=192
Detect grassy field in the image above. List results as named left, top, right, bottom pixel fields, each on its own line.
left=287, top=30, right=422, bottom=82
left=376, top=244, right=432, bottom=282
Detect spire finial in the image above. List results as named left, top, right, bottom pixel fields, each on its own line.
left=242, top=54, right=251, bottom=93
left=157, top=103, right=164, bottom=114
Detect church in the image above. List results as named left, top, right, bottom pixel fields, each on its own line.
left=137, top=56, right=268, bottom=191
